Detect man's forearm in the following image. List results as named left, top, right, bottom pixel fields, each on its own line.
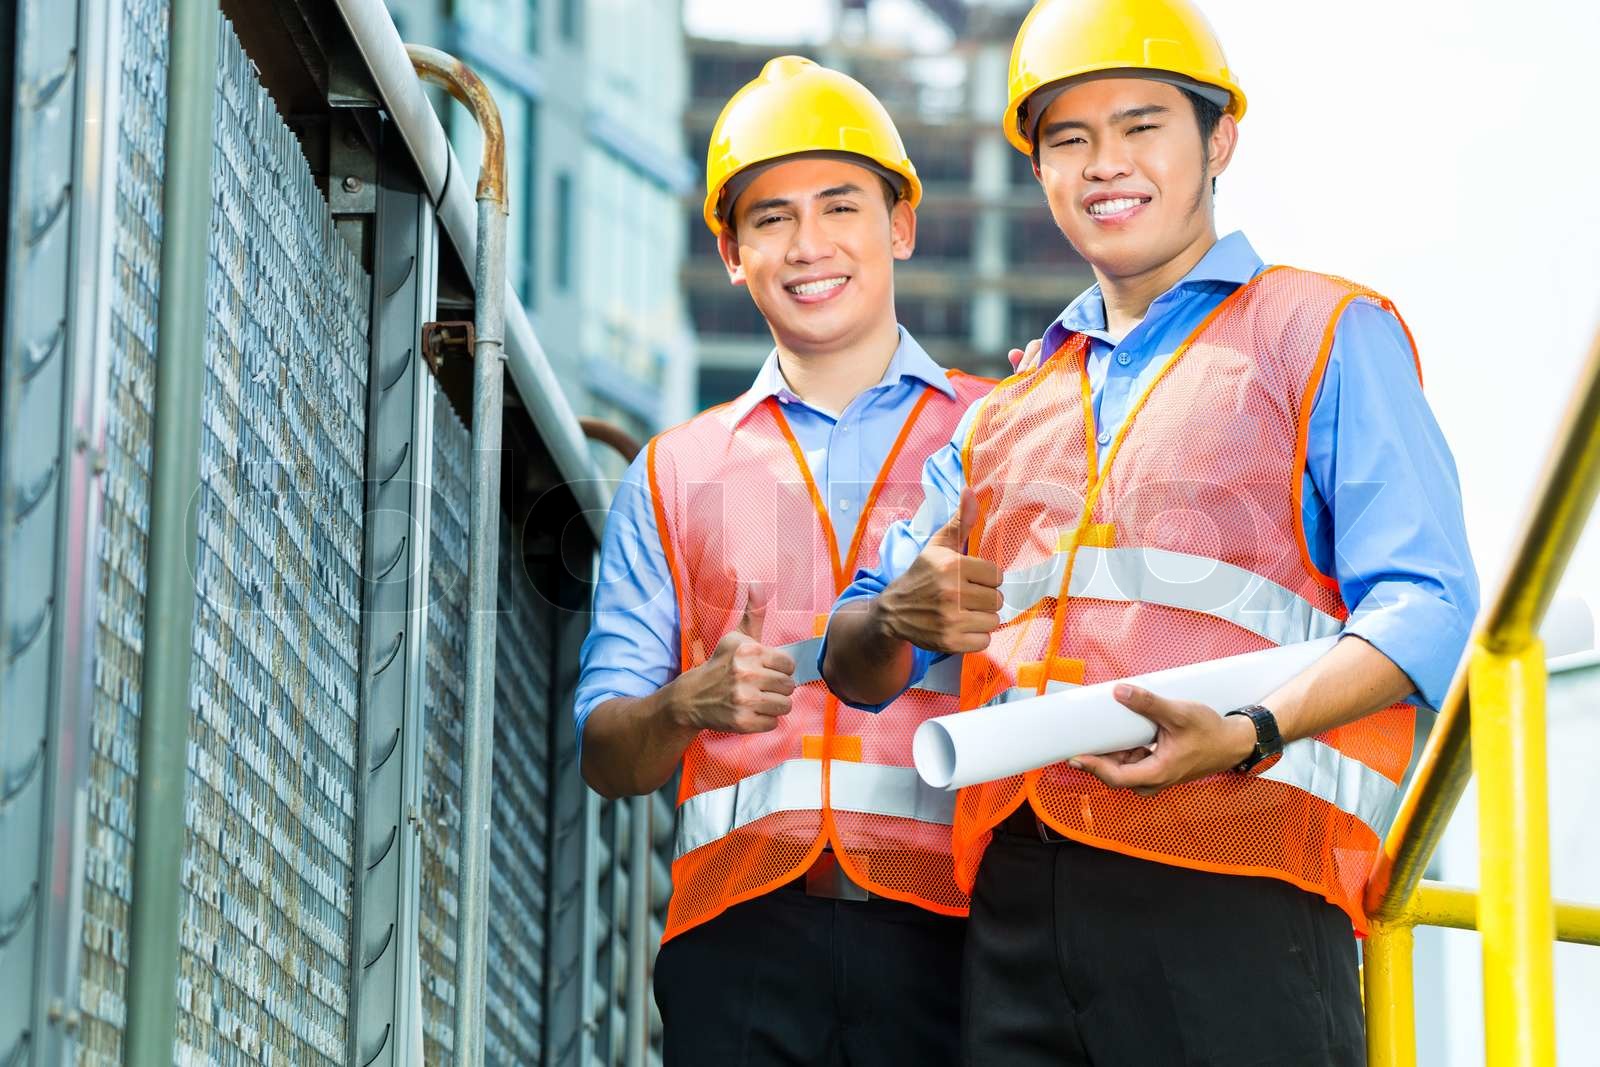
left=580, top=685, right=700, bottom=800
left=1266, top=634, right=1417, bottom=742
left=822, top=598, right=916, bottom=707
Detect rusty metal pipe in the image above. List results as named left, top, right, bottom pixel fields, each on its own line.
left=406, top=44, right=507, bottom=1067
left=580, top=417, right=644, bottom=463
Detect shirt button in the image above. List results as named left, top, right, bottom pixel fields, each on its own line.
left=838, top=499, right=851, bottom=512
left=1097, top=430, right=1111, bottom=446
left=1116, top=352, right=1132, bottom=366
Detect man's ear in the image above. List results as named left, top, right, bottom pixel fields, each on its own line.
left=1207, top=113, right=1239, bottom=179
left=717, top=227, right=747, bottom=286
left=890, top=199, right=917, bottom=262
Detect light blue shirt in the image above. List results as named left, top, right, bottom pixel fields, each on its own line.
left=825, top=232, right=1479, bottom=712
left=573, top=328, right=967, bottom=748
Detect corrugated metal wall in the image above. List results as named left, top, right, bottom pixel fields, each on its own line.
left=173, top=18, right=371, bottom=1063
left=79, top=0, right=172, bottom=1060
left=76, top=6, right=376, bottom=1063
left=488, top=521, right=556, bottom=1065
left=0, top=5, right=648, bottom=1065
left=419, top=383, right=468, bottom=1064
left=417, top=378, right=561, bottom=1066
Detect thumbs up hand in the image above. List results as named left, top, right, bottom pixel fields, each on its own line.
left=875, top=489, right=1004, bottom=654
left=669, top=582, right=799, bottom=735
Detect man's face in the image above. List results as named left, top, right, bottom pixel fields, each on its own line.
left=1033, top=78, right=1236, bottom=281
left=719, top=157, right=914, bottom=355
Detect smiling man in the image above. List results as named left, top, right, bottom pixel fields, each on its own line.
left=822, top=1, right=1478, bottom=1063
left=574, top=56, right=990, bottom=1066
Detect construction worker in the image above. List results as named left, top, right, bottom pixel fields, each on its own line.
left=822, top=1, right=1479, bottom=1062
left=575, top=57, right=991, bottom=1066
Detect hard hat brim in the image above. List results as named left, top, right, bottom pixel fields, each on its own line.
left=711, top=151, right=915, bottom=235
left=1005, top=65, right=1247, bottom=155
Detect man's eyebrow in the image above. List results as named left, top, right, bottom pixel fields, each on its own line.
left=743, top=196, right=794, bottom=216
left=743, top=184, right=867, bottom=219
left=1041, top=104, right=1171, bottom=139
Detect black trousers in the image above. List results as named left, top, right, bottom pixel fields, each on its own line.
left=962, top=828, right=1365, bottom=1066
left=653, top=882, right=965, bottom=1066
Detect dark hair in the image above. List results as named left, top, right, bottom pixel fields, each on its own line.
left=1181, top=89, right=1225, bottom=195
left=1180, top=88, right=1224, bottom=145
left=876, top=175, right=901, bottom=211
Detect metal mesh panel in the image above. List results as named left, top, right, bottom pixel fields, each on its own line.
left=419, top=389, right=563, bottom=1065
left=168, top=16, right=370, bottom=1063
left=78, top=1, right=169, bottom=1061
left=419, top=383, right=470, bottom=1064
left=486, top=525, right=554, bottom=1064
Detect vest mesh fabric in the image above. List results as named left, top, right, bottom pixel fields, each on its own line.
left=955, top=268, right=1422, bottom=933
left=653, top=372, right=992, bottom=941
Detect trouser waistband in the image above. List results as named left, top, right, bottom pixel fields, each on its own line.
left=779, top=848, right=875, bottom=901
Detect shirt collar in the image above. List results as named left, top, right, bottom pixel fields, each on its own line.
left=727, top=326, right=954, bottom=426
left=1037, top=231, right=1264, bottom=361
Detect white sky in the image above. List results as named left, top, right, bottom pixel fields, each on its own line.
left=685, top=0, right=1600, bottom=617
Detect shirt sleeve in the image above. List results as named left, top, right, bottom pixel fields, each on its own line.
left=574, top=449, right=681, bottom=750
left=819, top=397, right=984, bottom=712
left=1303, top=299, right=1480, bottom=710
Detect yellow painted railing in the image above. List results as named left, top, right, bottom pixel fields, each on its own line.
left=1361, top=322, right=1600, bottom=1065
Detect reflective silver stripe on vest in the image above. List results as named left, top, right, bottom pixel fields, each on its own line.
left=998, top=546, right=1343, bottom=647
left=673, top=758, right=957, bottom=860
left=975, top=691, right=1423, bottom=840
left=981, top=680, right=1080, bottom=707
left=1261, top=737, right=1402, bottom=838
left=782, top=636, right=962, bottom=696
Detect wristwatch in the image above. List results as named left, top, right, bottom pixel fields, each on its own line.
left=1225, top=704, right=1283, bottom=774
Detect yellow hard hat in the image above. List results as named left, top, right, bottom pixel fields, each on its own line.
left=1003, top=0, right=1247, bottom=155
left=702, top=56, right=921, bottom=236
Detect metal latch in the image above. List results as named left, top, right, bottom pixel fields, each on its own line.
left=420, top=320, right=475, bottom=375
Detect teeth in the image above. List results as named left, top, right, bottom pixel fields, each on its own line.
left=788, top=277, right=847, bottom=296
left=1088, top=197, right=1146, bottom=216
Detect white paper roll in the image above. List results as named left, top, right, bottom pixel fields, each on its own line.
left=912, top=636, right=1341, bottom=790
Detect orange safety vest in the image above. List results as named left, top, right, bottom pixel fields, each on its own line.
left=651, top=370, right=992, bottom=942
left=954, top=267, right=1429, bottom=934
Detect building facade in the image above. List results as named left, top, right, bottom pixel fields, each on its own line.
left=388, top=0, right=698, bottom=446
left=684, top=5, right=1094, bottom=408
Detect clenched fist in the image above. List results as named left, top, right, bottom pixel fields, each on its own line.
left=669, top=584, right=798, bottom=734
left=874, top=489, right=1003, bottom=654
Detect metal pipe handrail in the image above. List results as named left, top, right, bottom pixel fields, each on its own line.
left=1399, top=882, right=1600, bottom=947
left=1366, top=322, right=1600, bottom=920
left=406, top=44, right=508, bottom=1067
left=331, top=0, right=610, bottom=537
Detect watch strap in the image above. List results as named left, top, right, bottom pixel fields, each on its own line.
left=1226, top=704, right=1283, bottom=774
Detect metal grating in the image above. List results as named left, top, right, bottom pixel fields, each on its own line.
left=419, top=383, right=565, bottom=1066
left=419, top=381, right=470, bottom=1065
left=78, top=0, right=169, bottom=1060
left=169, top=15, right=369, bottom=1063
left=486, top=523, right=555, bottom=1064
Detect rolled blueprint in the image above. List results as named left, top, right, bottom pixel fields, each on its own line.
left=913, top=636, right=1341, bottom=790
